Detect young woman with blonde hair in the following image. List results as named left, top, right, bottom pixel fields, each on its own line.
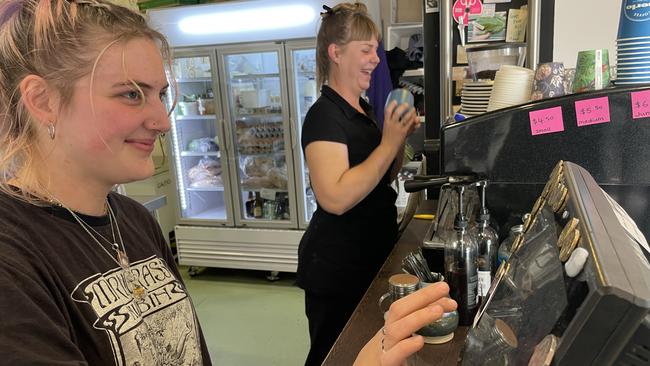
left=0, top=1, right=453, bottom=365
left=0, top=1, right=210, bottom=364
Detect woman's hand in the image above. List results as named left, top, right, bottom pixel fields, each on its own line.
left=381, top=100, right=419, bottom=155
left=354, top=282, right=457, bottom=366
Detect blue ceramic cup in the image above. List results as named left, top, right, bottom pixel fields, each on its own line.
left=384, top=88, right=414, bottom=119
left=415, top=274, right=459, bottom=344
left=618, top=0, right=650, bottom=40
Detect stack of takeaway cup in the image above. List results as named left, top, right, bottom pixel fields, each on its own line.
left=616, top=0, right=650, bottom=85
left=460, top=80, right=493, bottom=117
left=486, top=65, right=535, bottom=112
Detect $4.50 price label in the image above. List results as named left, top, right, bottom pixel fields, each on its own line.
left=529, top=106, right=564, bottom=136
left=575, top=97, right=611, bottom=127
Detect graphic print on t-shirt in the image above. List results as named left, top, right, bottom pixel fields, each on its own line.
left=71, top=256, right=203, bottom=365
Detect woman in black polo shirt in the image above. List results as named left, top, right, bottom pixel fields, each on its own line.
left=297, top=3, right=447, bottom=365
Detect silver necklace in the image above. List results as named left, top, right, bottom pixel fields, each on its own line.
left=61, top=200, right=147, bottom=302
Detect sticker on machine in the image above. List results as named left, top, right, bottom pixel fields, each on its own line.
left=529, top=106, right=564, bottom=136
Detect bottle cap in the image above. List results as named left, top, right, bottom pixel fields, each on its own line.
left=454, top=216, right=469, bottom=230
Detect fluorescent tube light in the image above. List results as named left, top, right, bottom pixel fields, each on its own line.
left=178, top=4, right=316, bottom=35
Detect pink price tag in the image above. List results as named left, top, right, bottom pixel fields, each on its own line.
left=631, top=90, right=650, bottom=119
left=575, top=97, right=611, bottom=127
left=529, top=107, right=564, bottom=136
left=452, top=0, right=483, bottom=25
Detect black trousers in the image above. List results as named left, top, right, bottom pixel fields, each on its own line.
left=303, top=290, right=365, bottom=366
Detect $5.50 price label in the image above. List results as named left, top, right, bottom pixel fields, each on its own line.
left=575, top=97, right=611, bottom=127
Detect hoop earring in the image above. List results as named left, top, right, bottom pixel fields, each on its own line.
left=47, top=123, right=56, bottom=140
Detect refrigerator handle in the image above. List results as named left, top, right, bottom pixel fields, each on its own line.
left=219, top=119, right=230, bottom=157
left=289, top=116, right=298, bottom=150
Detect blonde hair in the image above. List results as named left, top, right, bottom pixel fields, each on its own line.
left=0, top=0, right=172, bottom=203
left=316, top=2, right=381, bottom=88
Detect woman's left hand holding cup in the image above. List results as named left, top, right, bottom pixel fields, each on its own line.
left=354, top=282, right=457, bottom=366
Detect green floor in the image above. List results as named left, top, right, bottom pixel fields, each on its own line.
left=180, top=267, right=310, bottom=365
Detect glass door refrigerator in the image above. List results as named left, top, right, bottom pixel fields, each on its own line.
left=285, top=41, right=318, bottom=229
left=170, top=42, right=311, bottom=275
left=217, top=43, right=298, bottom=229
left=168, top=49, right=235, bottom=226
left=147, top=0, right=326, bottom=275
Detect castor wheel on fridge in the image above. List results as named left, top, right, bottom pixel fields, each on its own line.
left=188, top=266, right=201, bottom=277
left=266, top=271, right=280, bottom=281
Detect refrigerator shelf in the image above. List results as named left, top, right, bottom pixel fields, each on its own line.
left=181, top=151, right=221, bottom=157
left=186, top=186, right=225, bottom=192
left=241, top=187, right=288, bottom=193
left=188, top=206, right=227, bottom=220
left=236, top=112, right=282, bottom=118
left=175, top=77, right=212, bottom=83
left=175, top=114, right=217, bottom=120
left=230, top=72, right=280, bottom=79
left=238, top=151, right=285, bottom=157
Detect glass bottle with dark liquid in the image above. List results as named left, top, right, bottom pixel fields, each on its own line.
left=445, top=185, right=479, bottom=326
left=471, top=180, right=499, bottom=299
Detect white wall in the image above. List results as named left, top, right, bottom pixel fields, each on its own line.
left=553, top=0, right=620, bottom=68
left=360, top=0, right=382, bottom=30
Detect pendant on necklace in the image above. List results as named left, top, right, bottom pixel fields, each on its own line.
left=132, top=285, right=147, bottom=302
left=116, top=249, right=130, bottom=270
left=116, top=249, right=147, bottom=302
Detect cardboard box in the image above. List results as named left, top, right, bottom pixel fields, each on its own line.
left=393, top=0, right=423, bottom=24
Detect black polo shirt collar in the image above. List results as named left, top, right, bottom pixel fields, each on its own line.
left=321, top=85, right=377, bottom=126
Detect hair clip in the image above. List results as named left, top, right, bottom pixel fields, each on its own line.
left=321, top=5, right=333, bottom=16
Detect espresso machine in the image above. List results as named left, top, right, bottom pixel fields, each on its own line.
left=413, top=85, right=650, bottom=364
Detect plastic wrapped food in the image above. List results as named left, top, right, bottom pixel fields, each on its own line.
left=190, top=175, right=222, bottom=188
left=242, top=176, right=273, bottom=189
left=188, top=158, right=222, bottom=187
left=268, top=167, right=288, bottom=189
left=188, top=137, right=219, bottom=153
left=243, top=156, right=274, bottom=177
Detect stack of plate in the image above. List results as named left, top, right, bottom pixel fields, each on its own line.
left=487, top=65, right=534, bottom=112
left=460, top=81, right=493, bottom=116
left=616, top=38, right=650, bottom=85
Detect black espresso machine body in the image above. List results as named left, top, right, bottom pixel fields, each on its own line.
left=441, top=86, right=650, bottom=245
left=439, top=88, right=650, bottom=365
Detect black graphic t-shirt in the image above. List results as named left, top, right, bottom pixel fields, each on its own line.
left=0, top=191, right=211, bottom=365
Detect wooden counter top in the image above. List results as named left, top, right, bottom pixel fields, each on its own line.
left=323, top=201, right=468, bottom=365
